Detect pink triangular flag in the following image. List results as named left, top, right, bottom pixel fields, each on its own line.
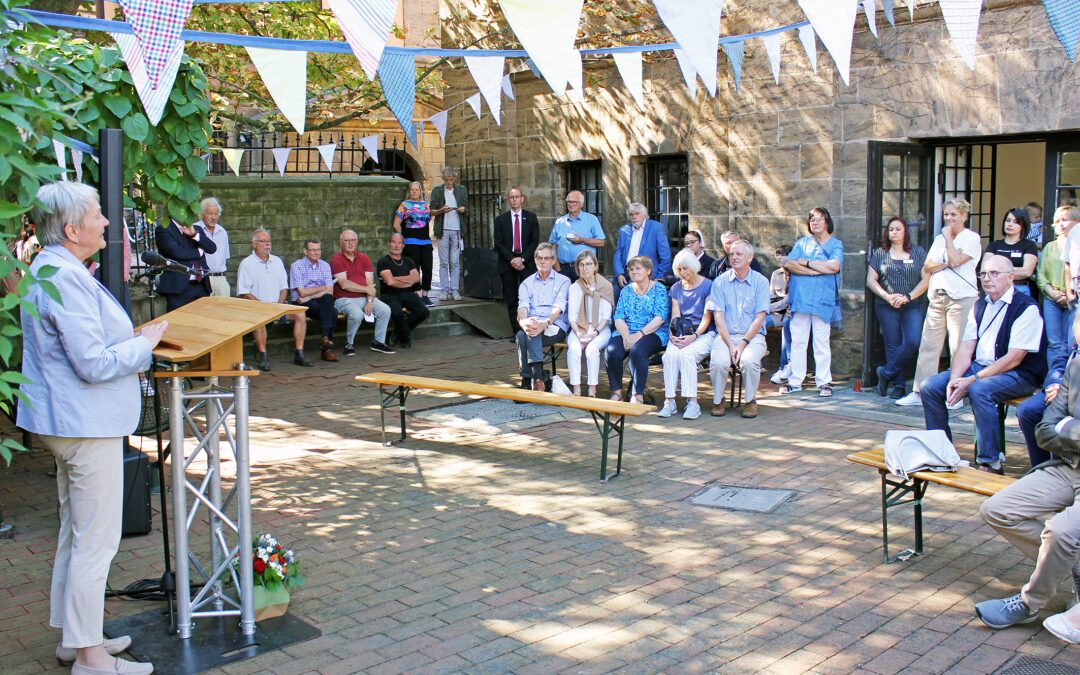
left=117, top=0, right=194, bottom=90
left=271, top=147, right=291, bottom=177
left=317, top=143, right=337, bottom=172
left=360, top=134, right=379, bottom=164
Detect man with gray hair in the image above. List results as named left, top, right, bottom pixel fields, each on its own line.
left=331, top=229, right=394, bottom=355
left=289, top=237, right=338, bottom=362
left=516, top=242, right=570, bottom=392
left=429, top=166, right=469, bottom=301
left=707, top=229, right=764, bottom=279
left=194, top=196, right=230, bottom=297
left=612, top=202, right=671, bottom=302
left=236, top=228, right=313, bottom=370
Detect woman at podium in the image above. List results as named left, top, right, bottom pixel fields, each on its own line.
left=19, top=181, right=167, bottom=675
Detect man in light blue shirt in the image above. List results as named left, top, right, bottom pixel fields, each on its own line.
left=550, top=190, right=605, bottom=283
left=516, top=242, right=571, bottom=392
left=707, top=240, right=771, bottom=418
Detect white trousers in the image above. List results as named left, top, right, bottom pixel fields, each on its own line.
left=789, top=312, right=832, bottom=388
left=209, top=276, right=231, bottom=297
left=437, top=230, right=461, bottom=294
left=710, top=334, right=767, bottom=402
left=663, top=332, right=716, bottom=398
left=41, top=435, right=123, bottom=649
left=567, top=327, right=611, bottom=385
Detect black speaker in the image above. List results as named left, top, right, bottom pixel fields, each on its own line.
left=122, top=442, right=152, bottom=537
left=462, top=248, right=501, bottom=299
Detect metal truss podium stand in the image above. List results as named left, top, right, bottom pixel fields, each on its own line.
left=107, top=297, right=319, bottom=675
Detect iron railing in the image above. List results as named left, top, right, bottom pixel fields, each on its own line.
left=208, top=131, right=415, bottom=179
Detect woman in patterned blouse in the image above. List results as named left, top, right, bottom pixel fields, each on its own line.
left=605, top=255, right=670, bottom=403
left=393, top=181, right=435, bottom=306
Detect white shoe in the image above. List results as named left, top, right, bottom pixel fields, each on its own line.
left=451, top=291, right=461, bottom=300
left=770, top=366, right=790, bottom=384
left=57, top=636, right=133, bottom=666
left=946, top=398, right=964, bottom=410
left=438, top=292, right=449, bottom=301
left=656, top=399, right=677, bottom=418
left=1045, top=613, right=1080, bottom=644
left=682, top=400, right=701, bottom=420
left=895, top=392, right=922, bottom=406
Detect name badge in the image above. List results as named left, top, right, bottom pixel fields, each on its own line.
left=903, top=259, right=914, bottom=264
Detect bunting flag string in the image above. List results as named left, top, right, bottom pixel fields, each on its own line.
left=464, top=54, right=506, bottom=125
left=611, top=51, right=644, bottom=107
left=221, top=148, right=244, bottom=176
left=246, top=46, right=308, bottom=134
left=316, top=143, right=336, bottom=172
left=327, top=0, right=398, bottom=80
left=939, top=0, right=984, bottom=69
left=1043, top=0, right=1080, bottom=61
left=882, top=0, right=896, bottom=28
left=111, top=31, right=184, bottom=126
left=377, top=50, right=418, bottom=147
left=653, top=0, right=725, bottom=98
left=428, top=109, right=448, bottom=141
left=501, top=74, right=515, bottom=100
left=271, top=147, right=291, bottom=176
left=359, top=134, right=380, bottom=164
left=798, top=24, right=818, bottom=74
left=465, top=92, right=483, bottom=119
left=116, top=0, right=194, bottom=89
left=797, top=0, right=859, bottom=85
left=862, top=0, right=879, bottom=38
left=498, top=0, right=584, bottom=97
left=762, top=32, right=783, bottom=84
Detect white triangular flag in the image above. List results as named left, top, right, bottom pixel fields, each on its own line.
left=762, top=33, right=783, bottom=84
left=612, top=51, right=644, bottom=107
left=317, top=143, right=336, bottom=172
left=501, top=74, right=515, bottom=100
left=939, top=0, right=983, bottom=70
left=653, top=0, right=724, bottom=98
left=429, top=110, right=448, bottom=141
left=71, top=148, right=83, bottom=182
left=271, top=147, right=291, bottom=177
left=566, top=50, right=584, bottom=103
left=360, top=134, right=379, bottom=164
left=464, top=54, right=505, bottom=125
left=222, top=148, right=244, bottom=176
left=799, top=24, right=818, bottom=74
left=797, top=0, right=858, bottom=85
left=909, top=0, right=916, bottom=22
left=466, top=93, right=482, bottom=119
left=882, top=0, right=896, bottom=27
left=672, top=48, right=701, bottom=94
left=53, top=139, right=67, bottom=179
left=499, top=0, right=583, bottom=97
left=246, top=47, right=308, bottom=134
left=862, top=0, right=878, bottom=37
left=110, top=31, right=184, bottom=126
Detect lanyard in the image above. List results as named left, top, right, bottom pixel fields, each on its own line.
left=977, top=302, right=1007, bottom=342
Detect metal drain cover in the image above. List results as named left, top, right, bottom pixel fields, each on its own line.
left=996, top=655, right=1080, bottom=675
left=689, top=485, right=795, bottom=513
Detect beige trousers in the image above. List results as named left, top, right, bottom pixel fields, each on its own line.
left=710, top=334, right=767, bottom=403
left=41, top=435, right=123, bottom=648
left=912, top=292, right=976, bottom=393
left=209, top=275, right=231, bottom=297
left=980, top=462, right=1080, bottom=609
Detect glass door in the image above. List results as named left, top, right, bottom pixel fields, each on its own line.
left=1045, top=137, right=1080, bottom=238
left=862, top=141, right=934, bottom=386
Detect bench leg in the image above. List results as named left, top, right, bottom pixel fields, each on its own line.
left=378, top=385, right=410, bottom=446
left=879, top=469, right=928, bottom=563
left=590, top=411, right=626, bottom=483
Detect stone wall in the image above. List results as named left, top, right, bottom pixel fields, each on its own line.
left=441, top=0, right=1075, bottom=376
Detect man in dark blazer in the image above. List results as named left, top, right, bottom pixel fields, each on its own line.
left=493, top=187, right=539, bottom=333
left=155, top=220, right=216, bottom=311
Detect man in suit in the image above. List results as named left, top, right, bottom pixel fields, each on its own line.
left=612, top=202, right=671, bottom=303
left=429, top=166, right=469, bottom=301
left=154, top=220, right=217, bottom=312
left=975, top=312, right=1080, bottom=634
left=494, top=187, right=539, bottom=333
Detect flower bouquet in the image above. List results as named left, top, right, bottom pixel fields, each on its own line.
left=227, top=533, right=304, bottom=620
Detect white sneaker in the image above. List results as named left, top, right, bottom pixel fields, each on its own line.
left=683, top=400, right=701, bottom=420
left=946, top=398, right=964, bottom=410
left=770, top=365, right=790, bottom=384
left=895, top=392, right=922, bottom=406
left=451, top=291, right=461, bottom=300
left=657, top=399, right=678, bottom=418
left=438, top=292, right=449, bottom=301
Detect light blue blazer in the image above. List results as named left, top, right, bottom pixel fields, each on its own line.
left=18, top=245, right=152, bottom=438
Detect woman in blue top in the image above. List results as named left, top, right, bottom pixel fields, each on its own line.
left=782, top=207, right=844, bottom=396
left=605, top=256, right=670, bottom=403
left=393, top=181, right=434, bottom=306
left=658, top=248, right=714, bottom=420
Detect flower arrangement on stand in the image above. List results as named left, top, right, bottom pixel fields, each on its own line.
left=228, top=533, right=304, bottom=620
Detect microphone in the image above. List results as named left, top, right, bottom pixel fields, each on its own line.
left=140, top=250, right=202, bottom=276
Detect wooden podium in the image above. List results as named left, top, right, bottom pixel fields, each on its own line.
left=141, top=297, right=303, bottom=640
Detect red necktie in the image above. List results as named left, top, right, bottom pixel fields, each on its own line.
left=513, top=213, right=521, bottom=252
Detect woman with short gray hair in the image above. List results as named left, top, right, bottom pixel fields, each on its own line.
left=658, top=248, right=714, bottom=419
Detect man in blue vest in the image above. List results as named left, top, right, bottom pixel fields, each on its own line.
left=922, top=254, right=1046, bottom=474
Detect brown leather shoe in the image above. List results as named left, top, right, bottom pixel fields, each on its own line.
left=711, top=399, right=727, bottom=417
left=321, top=349, right=339, bottom=362
left=319, top=336, right=333, bottom=350
left=741, top=401, right=758, bottom=418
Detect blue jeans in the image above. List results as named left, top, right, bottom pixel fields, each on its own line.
left=765, top=314, right=792, bottom=368
left=1043, top=298, right=1074, bottom=371
left=1017, top=391, right=1053, bottom=467
left=516, top=328, right=567, bottom=380
left=922, top=366, right=1038, bottom=465
left=605, top=333, right=663, bottom=395
left=874, top=298, right=925, bottom=388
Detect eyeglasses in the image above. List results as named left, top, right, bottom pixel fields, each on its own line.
left=565, top=200, right=583, bottom=204
left=980, top=270, right=1007, bottom=279
left=684, top=239, right=699, bottom=246
left=536, top=255, right=555, bottom=261
left=578, top=261, right=596, bottom=267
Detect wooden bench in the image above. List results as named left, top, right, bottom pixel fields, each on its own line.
left=847, top=447, right=1015, bottom=563
left=355, top=372, right=655, bottom=482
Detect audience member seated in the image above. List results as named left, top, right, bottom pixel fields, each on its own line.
left=657, top=249, right=714, bottom=420
left=290, top=237, right=339, bottom=362
left=330, top=229, right=394, bottom=355
left=237, top=228, right=312, bottom=370
left=605, top=256, right=670, bottom=404
left=1017, top=315, right=1079, bottom=466
left=567, top=250, right=613, bottom=398
left=667, top=230, right=715, bottom=284
left=377, top=233, right=430, bottom=349
left=612, top=202, right=671, bottom=303
left=515, top=242, right=570, bottom=392
left=974, top=331, right=1080, bottom=633
left=922, top=255, right=1046, bottom=473
left=707, top=229, right=764, bottom=279
left=707, top=240, right=769, bottom=419
left=768, top=245, right=794, bottom=385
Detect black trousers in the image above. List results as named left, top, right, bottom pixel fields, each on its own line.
left=500, top=263, right=533, bottom=332
left=403, top=243, right=433, bottom=292
left=163, top=281, right=209, bottom=312
left=382, top=292, right=430, bottom=338
left=302, top=294, right=338, bottom=339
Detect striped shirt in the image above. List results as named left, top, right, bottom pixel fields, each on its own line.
left=868, top=245, right=927, bottom=297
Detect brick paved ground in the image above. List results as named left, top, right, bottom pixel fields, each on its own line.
left=3, top=333, right=1080, bottom=674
